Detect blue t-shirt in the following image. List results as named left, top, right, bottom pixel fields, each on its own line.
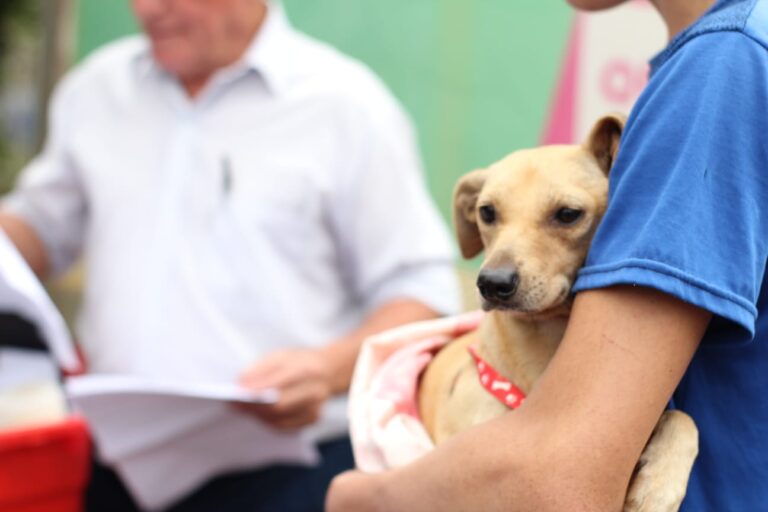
left=573, top=0, right=768, bottom=509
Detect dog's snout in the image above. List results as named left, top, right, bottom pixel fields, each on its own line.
left=477, top=269, right=520, bottom=303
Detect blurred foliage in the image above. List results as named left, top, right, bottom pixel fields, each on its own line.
left=0, top=148, right=25, bottom=194
left=0, top=0, right=41, bottom=193
left=0, top=0, right=38, bottom=64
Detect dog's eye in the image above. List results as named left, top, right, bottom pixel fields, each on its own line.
left=554, top=207, right=583, bottom=225
left=478, top=205, right=496, bottom=224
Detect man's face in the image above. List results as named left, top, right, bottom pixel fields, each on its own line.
left=131, top=0, right=262, bottom=81
left=565, top=0, right=629, bottom=10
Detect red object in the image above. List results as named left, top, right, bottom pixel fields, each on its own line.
left=0, top=417, right=91, bottom=512
left=467, top=345, right=526, bottom=409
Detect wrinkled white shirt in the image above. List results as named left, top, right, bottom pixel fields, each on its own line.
left=3, top=5, right=460, bottom=443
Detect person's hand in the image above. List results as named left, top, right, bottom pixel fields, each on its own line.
left=236, top=348, right=333, bottom=430
left=326, top=470, right=387, bottom=512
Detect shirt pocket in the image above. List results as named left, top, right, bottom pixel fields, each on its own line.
left=224, top=153, right=321, bottom=264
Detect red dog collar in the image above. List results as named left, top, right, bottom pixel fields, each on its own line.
left=467, top=345, right=526, bottom=409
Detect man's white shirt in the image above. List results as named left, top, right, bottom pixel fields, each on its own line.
left=2, top=4, right=459, bottom=446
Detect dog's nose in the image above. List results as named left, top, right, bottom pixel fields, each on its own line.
left=477, top=269, right=520, bottom=303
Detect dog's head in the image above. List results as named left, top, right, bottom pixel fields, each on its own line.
left=454, top=114, right=625, bottom=317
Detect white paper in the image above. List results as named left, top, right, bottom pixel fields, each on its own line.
left=66, top=374, right=318, bottom=510
left=0, top=228, right=79, bottom=371
left=116, top=410, right=319, bottom=511
left=66, top=373, right=280, bottom=403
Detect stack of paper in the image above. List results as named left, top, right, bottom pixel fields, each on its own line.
left=0, top=228, right=79, bottom=371
left=67, top=375, right=318, bottom=510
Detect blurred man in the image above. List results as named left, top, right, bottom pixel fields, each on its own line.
left=0, top=0, right=460, bottom=510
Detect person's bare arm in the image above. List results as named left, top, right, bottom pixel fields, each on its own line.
left=327, top=285, right=711, bottom=511
left=238, top=298, right=441, bottom=430
left=0, top=212, right=50, bottom=277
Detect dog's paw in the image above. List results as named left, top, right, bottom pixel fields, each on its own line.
left=623, top=410, right=698, bottom=512
left=624, top=472, right=686, bottom=512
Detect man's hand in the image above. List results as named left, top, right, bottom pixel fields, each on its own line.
left=235, top=300, right=440, bottom=431
left=237, top=348, right=333, bottom=430
left=236, top=299, right=441, bottom=431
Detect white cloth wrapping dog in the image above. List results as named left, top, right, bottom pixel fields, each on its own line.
left=348, top=311, right=484, bottom=472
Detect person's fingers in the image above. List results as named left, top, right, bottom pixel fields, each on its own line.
left=239, top=352, right=291, bottom=387
left=267, top=406, right=322, bottom=430
left=235, top=382, right=303, bottom=419
left=233, top=400, right=321, bottom=430
left=235, top=349, right=334, bottom=430
left=240, top=350, right=326, bottom=390
left=241, top=365, right=295, bottom=390
left=232, top=401, right=273, bottom=418
left=233, top=379, right=329, bottom=424
left=266, top=380, right=328, bottom=416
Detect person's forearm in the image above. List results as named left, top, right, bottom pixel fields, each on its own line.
left=362, top=416, right=539, bottom=512
left=320, top=298, right=440, bottom=395
left=331, top=410, right=624, bottom=512
left=0, top=212, right=50, bottom=277
left=328, top=287, right=710, bottom=511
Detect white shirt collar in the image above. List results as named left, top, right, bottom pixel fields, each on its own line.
left=241, top=2, right=297, bottom=94
left=132, top=1, right=296, bottom=95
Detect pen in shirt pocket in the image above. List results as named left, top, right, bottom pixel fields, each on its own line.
left=220, top=155, right=233, bottom=203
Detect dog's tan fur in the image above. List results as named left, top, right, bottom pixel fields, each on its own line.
left=418, top=115, right=698, bottom=511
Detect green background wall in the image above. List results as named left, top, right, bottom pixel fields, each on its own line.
left=76, top=1, right=573, bottom=223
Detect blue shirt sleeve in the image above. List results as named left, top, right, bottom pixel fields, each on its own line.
left=573, top=31, right=768, bottom=338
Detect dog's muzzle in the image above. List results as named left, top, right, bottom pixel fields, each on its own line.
left=477, top=269, right=519, bottom=305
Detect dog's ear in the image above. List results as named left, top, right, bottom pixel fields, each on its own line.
left=585, top=113, right=627, bottom=175
left=453, top=169, right=488, bottom=259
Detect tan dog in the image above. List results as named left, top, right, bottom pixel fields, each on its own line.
left=418, top=114, right=698, bottom=511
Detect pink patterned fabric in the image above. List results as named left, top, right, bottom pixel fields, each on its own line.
left=348, top=311, right=484, bottom=472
